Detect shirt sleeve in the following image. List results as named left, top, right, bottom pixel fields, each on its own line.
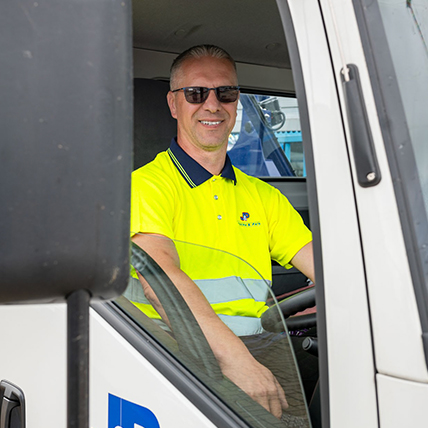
left=266, top=186, right=312, bottom=269
left=130, top=167, right=176, bottom=240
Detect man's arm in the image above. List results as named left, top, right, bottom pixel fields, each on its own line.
left=290, top=241, right=315, bottom=284
left=132, top=232, right=288, bottom=419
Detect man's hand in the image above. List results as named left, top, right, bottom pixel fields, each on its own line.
left=220, top=353, right=288, bottom=418
left=131, top=232, right=288, bottom=418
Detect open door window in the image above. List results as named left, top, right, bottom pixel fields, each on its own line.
left=114, top=234, right=316, bottom=427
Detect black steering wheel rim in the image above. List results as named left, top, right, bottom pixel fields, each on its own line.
left=261, top=287, right=316, bottom=333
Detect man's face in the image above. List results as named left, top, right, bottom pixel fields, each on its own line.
left=167, top=56, right=239, bottom=153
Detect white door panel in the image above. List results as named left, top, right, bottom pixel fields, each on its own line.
left=0, top=304, right=217, bottom=428
left=284, top=0, right=378, bottom=426
left=90, top=309, right=217, bottom=428
left=319, top=0, right=428, bottom=382
left=377, top=374, right=428, bottom=427
left=0, top=304, right=67, bottom=428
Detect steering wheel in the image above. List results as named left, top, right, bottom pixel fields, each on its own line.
left=131, top=242, right=223, bottom=381
left=260, top=287, right=316, bottom=333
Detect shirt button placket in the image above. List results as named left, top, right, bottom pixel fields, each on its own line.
left=212, top=177, right=222, bottom=221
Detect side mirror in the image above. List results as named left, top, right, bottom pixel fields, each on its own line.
left=0, top=0, right=132, bottom=303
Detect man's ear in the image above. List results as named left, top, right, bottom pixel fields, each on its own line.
left=167, top=91, right=177, bottom=119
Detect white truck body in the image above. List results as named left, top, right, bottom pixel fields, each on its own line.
left=1, top=0, right=427, bottom=427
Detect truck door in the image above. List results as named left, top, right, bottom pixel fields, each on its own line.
left=283, top=0, right=428, bottom=426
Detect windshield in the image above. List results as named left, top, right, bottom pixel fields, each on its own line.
left=377, top=0, right=428, bottom=212
left=228, top=94, right=305, bottom=178
left=371, top=0, right=428, bottom=310
left=118, top=234, right=313, bottom=427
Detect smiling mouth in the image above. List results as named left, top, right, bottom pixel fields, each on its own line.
left=199, top=120, right=223, bottom=126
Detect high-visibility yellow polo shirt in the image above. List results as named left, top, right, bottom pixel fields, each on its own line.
left=130, top=139, right=312, bottom=336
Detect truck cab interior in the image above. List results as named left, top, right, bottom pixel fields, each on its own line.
left=132, top=0, right=311, bottom=297
left=125, top=0, right=319, bottom=426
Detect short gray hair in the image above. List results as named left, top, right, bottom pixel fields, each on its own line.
left=170, top=44, right=237, bottom=90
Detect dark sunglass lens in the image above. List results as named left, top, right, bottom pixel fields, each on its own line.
left=184, top=87, right=208, bottom=103
left=217, top=87, right=239, bottom=103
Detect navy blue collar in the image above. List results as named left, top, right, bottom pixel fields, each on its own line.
left=167, top=138, right=237, bottom=188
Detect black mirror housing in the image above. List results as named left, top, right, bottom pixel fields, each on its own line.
left=0, top=0, right=132, bottom=303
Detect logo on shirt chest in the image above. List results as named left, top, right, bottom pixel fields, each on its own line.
left=240, top=212, right=250, bottom=221
left=238, top=212, right=261, bottom=227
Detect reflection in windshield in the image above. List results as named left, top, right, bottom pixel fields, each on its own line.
left=121, top=236, right=314, bottom=427
left=378, top=0, right=428, bottom=212
left=406, top=0, right=428, bottom=56
left=228, top=94, right=305, bottom=177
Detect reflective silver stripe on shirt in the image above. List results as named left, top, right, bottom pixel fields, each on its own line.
left=217, top=314, right=264, bottom=336
left=124, top=276, right=270, bottom=336
left=194, top=276, right=270, bottom=304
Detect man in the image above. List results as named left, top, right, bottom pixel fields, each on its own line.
left=131, top=45, right=315, bottom=419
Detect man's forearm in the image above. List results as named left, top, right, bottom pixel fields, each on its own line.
left=131, top=233, right=288, bottom=418
left=290, top=241, right=315, bottom=283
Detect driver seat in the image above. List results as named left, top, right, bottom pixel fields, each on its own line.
left=133, top=78, right=176, bottom=171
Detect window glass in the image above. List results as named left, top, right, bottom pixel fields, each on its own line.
left=119, top=234, right=313, bottom=427
left=377, top=0, right=428, bottom=212
left=228, top=94, right=305, bottom=178
left=374, top=0, right=428, bottom=296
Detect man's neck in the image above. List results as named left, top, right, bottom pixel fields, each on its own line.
left=177, top=140, right=227, bottom=176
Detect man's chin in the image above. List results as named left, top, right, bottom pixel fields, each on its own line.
left=198, top=137, right=229, bottom=152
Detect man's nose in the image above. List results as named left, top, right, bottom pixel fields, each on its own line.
left=203, top=89, right=221, bottom=112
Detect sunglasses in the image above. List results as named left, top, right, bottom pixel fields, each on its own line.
left=171, top=86, right=240, bottom=104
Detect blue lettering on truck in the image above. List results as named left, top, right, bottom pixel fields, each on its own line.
left=108, top=393, right=160, bottom=428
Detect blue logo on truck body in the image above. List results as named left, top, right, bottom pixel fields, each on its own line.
left=108, top=393, right=160, bottom=428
